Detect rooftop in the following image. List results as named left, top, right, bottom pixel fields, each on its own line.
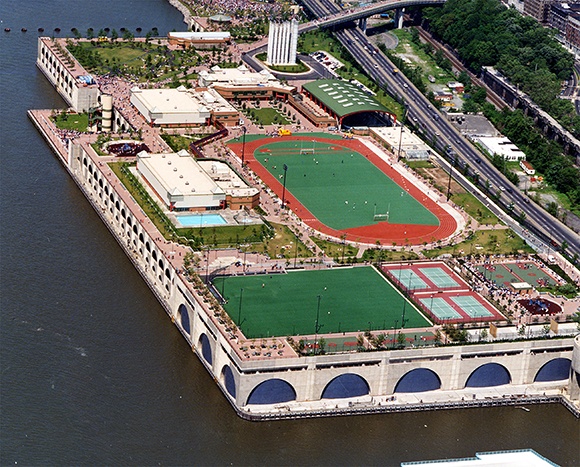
left=137, top=150, right=223, bottom=198
left=302, top=79, right=390, bottom=119
left=131, top=86, right=236, bottom=116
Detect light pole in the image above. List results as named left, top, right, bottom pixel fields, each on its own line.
left=281, top=163, right=288, bottom=210
left=237, top=288, right=244, bottom=328
left=446, top=157, right=455, bottom=202
left=241, top=126, right=247, bottom=166
left=397, top=106, right=408, bottom=162
left=314, top=294, right=323, bottom=355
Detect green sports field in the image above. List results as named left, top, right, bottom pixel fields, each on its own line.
left=217, top=267, right=431, bottom=339
left=255, top=141, right=439, bottom=230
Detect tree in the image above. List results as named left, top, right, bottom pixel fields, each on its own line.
left=396, top=332, right=406, bottom=348
left=111, top=29, right=118, bottom=42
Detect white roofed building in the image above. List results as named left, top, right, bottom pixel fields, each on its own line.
left=198, top=65, right=296, bottom=101
left=474, top=136, right=526, bottom=161
left=130, top=86, right=239, bottom=127
left=137, top=150, right=259, bottom=211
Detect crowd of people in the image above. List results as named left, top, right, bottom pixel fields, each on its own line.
left=183, top=0, right=281, bottom=20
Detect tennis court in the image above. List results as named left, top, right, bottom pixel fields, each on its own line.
left=416, top=292, right=501, bottom=323
left=419, top=297, right=462, bottom=320
left=216, top=266, right=432, bottom=339
left=415, top=290, right=503, bottom=324
left=450, top=296, right=494, bottom=318
left=421, top=267, right=460, bottom=289
left=391, top=269, right=429, bottom=291
left=383, top=262, right=468, bottom=293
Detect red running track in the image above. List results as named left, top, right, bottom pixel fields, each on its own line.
left=228, top=136, right=457, bottom=245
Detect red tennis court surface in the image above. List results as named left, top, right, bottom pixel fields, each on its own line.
left=228, top=136, right=457, bottom=245
left=382, top=262, right=505, bottom=324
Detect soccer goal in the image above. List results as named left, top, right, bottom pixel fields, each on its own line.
left=300, top=148, right=315, bottom=155
left=373, top=203, right=389, bottom=222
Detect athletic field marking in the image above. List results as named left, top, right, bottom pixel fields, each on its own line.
left=418, top=267, right=460, bottom=289
left=450, top=296, right=493, bottom=318
left=419, top=297, right=462, bottom=320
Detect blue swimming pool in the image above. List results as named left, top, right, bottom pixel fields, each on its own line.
left=176, top=213, right=228, bottom=228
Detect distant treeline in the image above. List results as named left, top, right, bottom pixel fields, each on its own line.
left=424, top=0, right=580, bottom=137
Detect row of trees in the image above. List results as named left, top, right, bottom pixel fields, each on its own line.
left=424, top=0, right=580, bottom=136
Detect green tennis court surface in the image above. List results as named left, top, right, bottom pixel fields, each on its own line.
left=420, top=297, right=462, bottom=320
left=255, top=141, right=439, bottom=230
left=217, top=267, right=431, bottom=339
left=420, top=267, right=460, bottom=288
left=451, top=296, right=493, bottom=318
left=394, top=269, right=429, bottom=291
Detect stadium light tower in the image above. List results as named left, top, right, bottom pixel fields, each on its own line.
left=237, top=288, right=244, bottom=327
left=241, top=126, right=247, bottom=166
left=281, top=163, right=288, bottom=209
left=314, top=294, right=323, bottom=355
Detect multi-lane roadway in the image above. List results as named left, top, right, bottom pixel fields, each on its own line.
left=247, top=0, right=580, bottom=258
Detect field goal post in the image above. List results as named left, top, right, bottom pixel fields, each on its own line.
left=373, top=203, right=389, bottom=222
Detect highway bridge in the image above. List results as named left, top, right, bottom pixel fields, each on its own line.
left=298, top=0, right=445, bottom=33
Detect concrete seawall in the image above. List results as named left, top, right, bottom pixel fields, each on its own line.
left=28, top=107, right=580, bottom=420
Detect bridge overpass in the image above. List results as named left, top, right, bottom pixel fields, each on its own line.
left=298, top=0, right=445, bottom=33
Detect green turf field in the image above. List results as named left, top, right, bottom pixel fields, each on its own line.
left=254, top=141, right=439, bottom=230
left=217, top=267, right=431, bottom=338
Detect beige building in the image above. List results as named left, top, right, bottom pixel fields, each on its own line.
left=198, top=65, right=296, bottom=101
left=130, top=86, right=239, bottom=127
left=137, top=150, right=258, bottom=211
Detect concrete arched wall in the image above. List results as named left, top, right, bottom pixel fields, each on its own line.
left=246, top=378, right=297, bottom=405
left=394, top=368, right=441, bottom=393
left=321, top=373, right=370, bottom=399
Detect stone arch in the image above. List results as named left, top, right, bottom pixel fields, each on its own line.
left=132, top=224, right=138, bottom=235
left=221, top=365, right=236, bottom=398
left=321, top=373, right=370, bottom=399
left=246, top=378, right=296, bottom=405
left=139, top=233, right=144, bottom=244
left=178, top=304, right=190, bottom=335
left=145, top=241, right=151, bottom=252
left=465, top=363, right=511, bottom=388
left=152, top=250, right=158, bottom=261
left=394, top=368, right=441, bottom=393
left=165, top=268, right=171, bottom=279
left=534, top=358, right=571, bottom=382
left=199, top=333, right=213, bottom=365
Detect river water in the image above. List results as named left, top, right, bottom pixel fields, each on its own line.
left=0, top=1, right=578, bottom=465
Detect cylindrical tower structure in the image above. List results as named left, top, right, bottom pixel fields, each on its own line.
left=101, top=94, right=113, bottom=132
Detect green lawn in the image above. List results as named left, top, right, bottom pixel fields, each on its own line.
left=218, top=266, right=431, bottom=338
left=247, top=108, right=290, bottom=126
left=255, top=141, right=439, bottom=229
left=52, top=112, right=89, bottom=131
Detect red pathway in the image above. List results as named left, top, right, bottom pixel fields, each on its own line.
left=229, top=136, right=457, bottom=245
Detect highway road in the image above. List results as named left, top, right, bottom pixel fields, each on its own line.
left=247, top=0, right=580, bottom=259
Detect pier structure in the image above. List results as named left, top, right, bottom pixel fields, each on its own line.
left=30, top=37, right=580, bottom=419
